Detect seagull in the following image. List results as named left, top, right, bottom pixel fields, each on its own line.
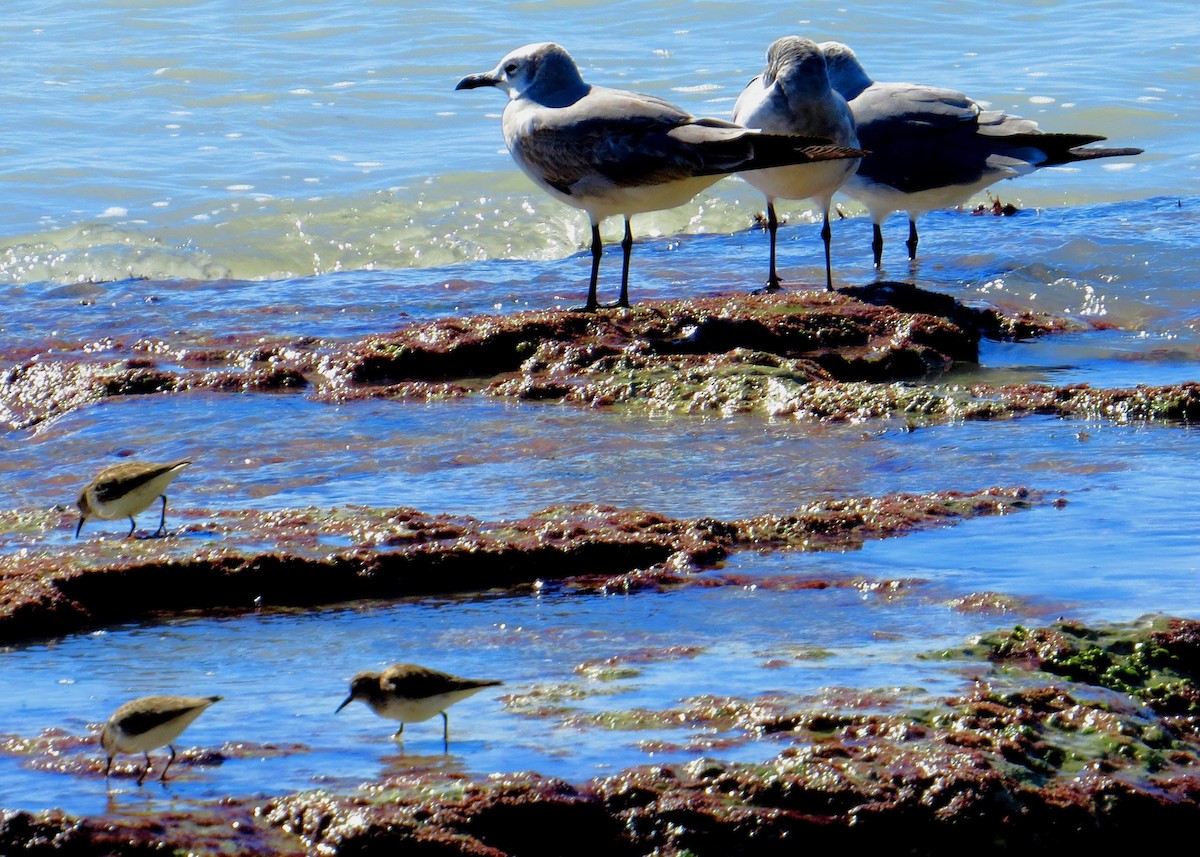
left=819, top=40, right=1144, bottom=267
left=336, top=663, right=502, bottom=752
left=456, top=42, right=863, bottom=310
left=733, top=36, right=860, bottom=292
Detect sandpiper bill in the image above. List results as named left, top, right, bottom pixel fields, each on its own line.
left=100, top=693, right=222, bottom=785
left=76, top=459, right=191, bottom=538
left=336, top=663, right=502, bottom=751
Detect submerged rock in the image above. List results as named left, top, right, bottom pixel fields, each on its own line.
left=6, top=617, right=1200, bottom=855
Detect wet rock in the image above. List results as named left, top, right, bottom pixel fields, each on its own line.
left=1, top=287, right=1065, bottom=430
left=0, top=489, right=1037, bottom=645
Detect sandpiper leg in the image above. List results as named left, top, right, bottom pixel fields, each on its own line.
left=104, top=754, right=113, bottom=781
left=905, top=217, right=919, bottom=260
left=820, top=209, right=833, bottom=292
left=137, top=753, right=152, bottom=786
left=153, top=494, right=168, bottom=538
left=160, top=745, right=176, bottom=781
left=441, top=710, right=450, bottom=753
left=872, top=222, right=884, bottom=268
left=764, top=202, right=782, bottom=291
left=393, top=722, right=405, bottom=741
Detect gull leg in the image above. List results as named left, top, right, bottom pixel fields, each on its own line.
left=905, top=217, right=919, bottom=261
left=872, top=222, right=884, bottom=269
left=614, top=217, right=633, bottom=308
left=582, top=221, right=602, bottom=312
left=820, top=208, right=833, bottom=292
left=764, top=202, right=782, bottom=291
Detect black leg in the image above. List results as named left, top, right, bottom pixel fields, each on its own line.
left=872, top=222, right=884, bottom=268
left=615, top=217, right=633, bottom=308
left=584, top=221, right=602, bottom=312
left=104, top=754, right=113, bottom=781
left=394, top=722, right=405, bottom=740
left=441, top=710, right=450, bottom=753
left=137, top=753, right=151, bottom=786
left=127, top=516, right=137, bottom=539
left=160, top=745, right=176, bottom=781
left=153, top=494, right=168, bottom=538
left=764, top=202, right=782, bottom=291
left=820, top=208, right=833, bottom=292
left=905, top=217, right=919, bottom=260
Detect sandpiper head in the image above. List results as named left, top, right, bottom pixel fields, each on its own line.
left=762, top=36, right=828, bottom=91
left=98, top=720, right=117, bottom=758
left=75, top=490, right=93, bottom=538
left=336, top=671, right=380, bottom=713
left=818, top=41, right=873, bottom=100
left=455, top=42, right=587, bottom=105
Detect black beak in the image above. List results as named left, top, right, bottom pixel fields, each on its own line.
left=455, top=72, right=498, bottom=91
left=75, top=515, right=86, bottom=538
left=335, top=693, right=354, bottom=713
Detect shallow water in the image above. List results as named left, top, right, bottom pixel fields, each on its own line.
left=2, top=0, right=1200, bottom=821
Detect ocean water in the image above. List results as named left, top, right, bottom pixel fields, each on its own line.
left=2, top=0, right=1200, bottom=819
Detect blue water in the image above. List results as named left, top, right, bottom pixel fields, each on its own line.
left=2, top=0, right=1200, bottom=819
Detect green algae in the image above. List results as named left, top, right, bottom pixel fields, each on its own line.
left=986, top=618, right=1200, bottom=708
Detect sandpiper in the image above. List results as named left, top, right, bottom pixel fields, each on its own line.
left=336, top=663, right=502, bottom=750
left=100, top=694, right=222, bottom=785
left=76, top=459, right=191, bottom=538
left=456, top=42, right=862, bottom=310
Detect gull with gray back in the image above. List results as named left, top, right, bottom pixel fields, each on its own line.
left=819, top=40, right=1143, bottom=267
left=456, top=42, right=863, bottom=310
left=734, top=36, right=860, bottom=292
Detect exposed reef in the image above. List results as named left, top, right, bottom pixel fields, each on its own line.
left=0, top=487, right=1035, bottom=645
left=0, top=285, right=1069, bottom=431
left=5, top=284, right=1196, bottom=432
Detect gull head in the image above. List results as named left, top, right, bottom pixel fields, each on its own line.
left=819, top=41, right=874, bottom=100
left=762, top=36, right=829, bottom=92
left=456, top=42, right=589, bottom=106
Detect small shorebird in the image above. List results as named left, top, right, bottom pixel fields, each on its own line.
left=733, top=36, right=861, bottom=292
left=100, top=694, right=222, bottom=785
left=819, top=40, right=1143, bottom=267
left=456, top=42, right=863, bottom=310
left=336, top=663, right=502, bottom=751
left=76, top=459, right=191, bottom=538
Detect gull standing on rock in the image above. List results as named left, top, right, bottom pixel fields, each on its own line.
left=733, top=36, right=860, bottom=292
left=456, top=42, right=863, bottom=310
left=819, top=40, right=1143, bottom=268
